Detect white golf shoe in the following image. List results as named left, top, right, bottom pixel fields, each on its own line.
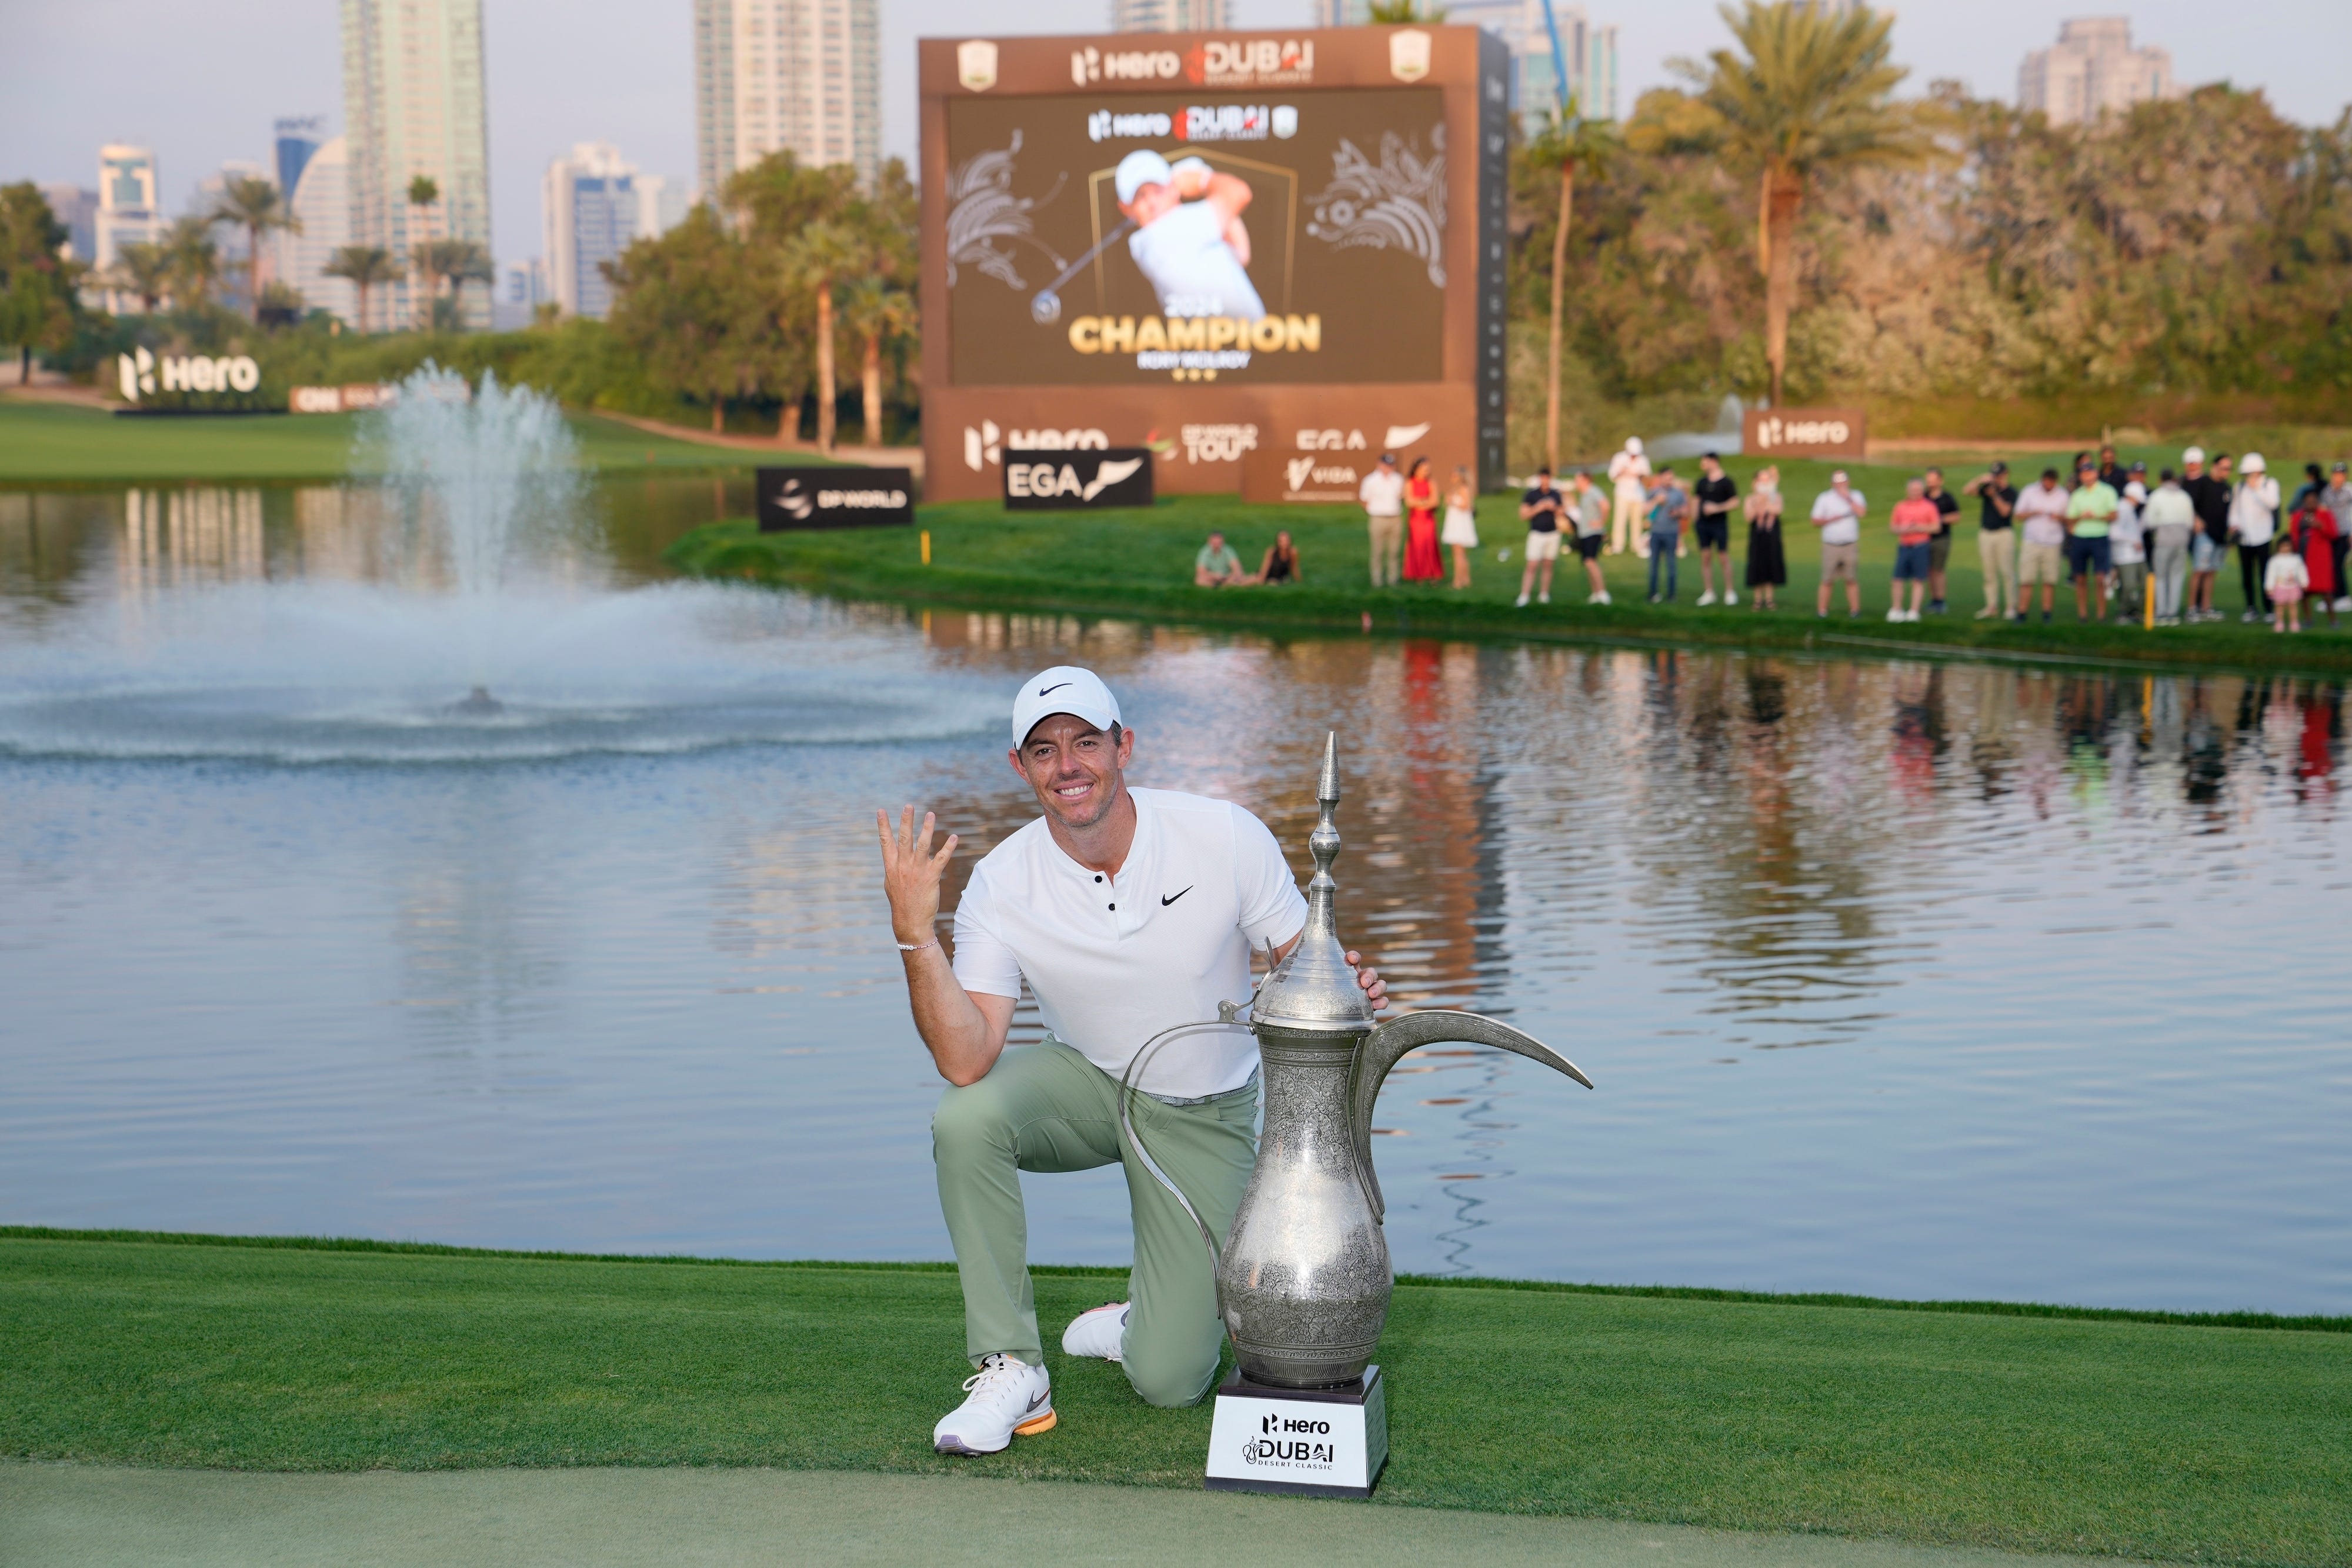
left=1060, top=1301, right=1129, bottom=1362
left=932, top=1353, right=1055, bottom=1455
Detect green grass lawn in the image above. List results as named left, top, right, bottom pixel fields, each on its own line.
left=0, top=399, right=766, bottom=483
left=4, top=1232, right=2346, bottom=1565
left=672, top=451, right=2352, bottom=676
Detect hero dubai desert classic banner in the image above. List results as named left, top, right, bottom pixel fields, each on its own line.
left=943, top=88, right=1447, bottom=387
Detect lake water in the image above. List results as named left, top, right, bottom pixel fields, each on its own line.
left=2, top=479, right=2347, bottom=1315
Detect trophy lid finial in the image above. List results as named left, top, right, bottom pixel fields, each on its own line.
left=1251, top=730, right=1374, bottom=1032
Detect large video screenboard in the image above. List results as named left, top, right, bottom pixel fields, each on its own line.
left=920, top=29, right=1506, bottom=502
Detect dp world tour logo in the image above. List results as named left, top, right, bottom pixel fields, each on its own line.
left=777, top=476, right=814, bottom=520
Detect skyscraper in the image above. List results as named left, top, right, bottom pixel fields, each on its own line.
left=275, top=117, right=325, bottom=207
left=541, top=146, right=692, bottom=320
left=94, top=145, right=162, bottom=312
left=342, top=0, right=492, bottom=330
left=278, top=136, right=355, bottom=325
left=693, top=0, right=882, bottom=198
left=1111, top=0, right=1229, bottom=29
left=38, top=184, right=98, bottom=263
left=2019, top=18, right=2178, bottom=125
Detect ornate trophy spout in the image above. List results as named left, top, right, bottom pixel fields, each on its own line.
left=1215, top=733, right=1593, bottom=1394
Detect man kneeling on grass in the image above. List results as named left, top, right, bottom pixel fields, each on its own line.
left=876, top=668, right=1389, bottom=1454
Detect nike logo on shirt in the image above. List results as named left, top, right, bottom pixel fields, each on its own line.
left=1161, top=887, right=1192, bottom=906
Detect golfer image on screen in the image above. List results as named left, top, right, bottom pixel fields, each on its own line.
left=1115, top=149, right=1266, bottom=321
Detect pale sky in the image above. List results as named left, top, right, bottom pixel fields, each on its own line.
left=5, top=0, right=2345, bottom=276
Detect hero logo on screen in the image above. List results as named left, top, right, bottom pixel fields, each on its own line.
left=1070, top=46, right=1182, bottom=86
left=1185, top=38, right=1316, bottom=88
left=963, top=419, right=1110, bottom=471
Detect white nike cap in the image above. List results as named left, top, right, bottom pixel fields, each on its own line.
left=1116, top=150, right=1174, bottom=205
left=1012, top=665, right=1122, bottom=748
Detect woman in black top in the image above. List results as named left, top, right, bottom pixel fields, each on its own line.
left=1257, top=530, right=1301, bottom=585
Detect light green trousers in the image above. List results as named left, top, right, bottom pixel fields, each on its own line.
left=932, top=1040, right=1257, bottom=1407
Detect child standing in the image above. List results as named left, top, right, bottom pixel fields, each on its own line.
left=2266, top=546, right=2310, bottom=633
left=2110, top=478, right=2149, bottom=624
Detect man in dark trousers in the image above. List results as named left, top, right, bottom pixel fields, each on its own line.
left=2183, top=447, right=2232, bottom=623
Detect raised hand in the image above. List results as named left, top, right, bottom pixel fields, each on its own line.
left=877, top=805, right=959, bottom=946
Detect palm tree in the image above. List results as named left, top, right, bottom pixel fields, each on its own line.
left=437, top=239, right=493, bottom=331
left=209, top=173, right=300, bottom=323
left=836, top=278, right=916, bottom=448
left=1366, top=0, right=1447, bottom=19
left=163, top=216, right=222, bottom=312
left=1523, top=104, right=1619, bottom=472
left=324, top=244, right=403, bottom=332
left=406, top=175, right=441, bottom=328
left=1680, top=0, right=1933, bottom=404
left=109, top=240, right=175, bottom=313
left=780, top=221, right=861, bottom=452
left=411, top=238, right=488, bottom=332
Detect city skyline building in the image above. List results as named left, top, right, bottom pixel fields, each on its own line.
left=541, top=142, right=686, bottom=319
left=2019, top=16, right=2179, bottom=125
left=277, top=135, right=355, bottom=325
left=1110, top=0, right=1229, bottom=30
left=94, top=145, right=162, bottom=312
left=493, top=258, right=548, bottom=331
left=342, top=0, right=492, bottom=330
left=275, top=117, right=325, bottom=210
left=39, top=184, right=98, bottom=263
left=693, top=0, right=882, bottom=199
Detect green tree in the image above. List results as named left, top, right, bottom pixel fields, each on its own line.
left=406, top=175, right=442, bottom=328
left=1679, top=0, right=1933, bottom=403
left=209, top=172, right=300, bottom=323
left=1522, top=105, right=1620, bottom=471
left=323, top=244, right=403, bottom=333
left=164, top=216, right=223, bottom=313
left=837, top=277, right=916, bottom=448
left=725, top=152, right=857, bottom=441
left=108, top=240, right=175, bottom=314
left=605, top=203, right=785, bottom=432
left=0, top=184, right=83, bottom=381
left=1365, top=0, right=1448, bottom=20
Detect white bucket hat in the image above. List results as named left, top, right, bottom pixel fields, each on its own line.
left=2242, top=452, right=2266, bottom=473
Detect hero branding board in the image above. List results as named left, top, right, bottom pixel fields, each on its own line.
left=920, top=27, right=1507, bottom=501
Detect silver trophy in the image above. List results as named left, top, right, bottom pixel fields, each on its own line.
left=1125, top=732, right=1592, bottom=1497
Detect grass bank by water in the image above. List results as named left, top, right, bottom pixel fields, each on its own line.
left=670, top=456, right=2352, bottom=677
left=4, top=1231, right=2346, bottom=1564
left=0, top=399, right=772, bottom=484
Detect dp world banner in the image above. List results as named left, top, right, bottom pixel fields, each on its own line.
left=920, top=26, right=1507, bottom=501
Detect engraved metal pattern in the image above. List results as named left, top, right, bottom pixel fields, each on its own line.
left=1216, top=730, right=1593, bottom=1389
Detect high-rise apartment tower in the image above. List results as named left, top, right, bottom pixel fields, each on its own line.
left=694, top=0, right=881, bottom=199
left=342, top=0, right=492, bottom=329
left=2019, top=17, right=2179, bottom=125
left=1111, top=0, right=1229, bottom=29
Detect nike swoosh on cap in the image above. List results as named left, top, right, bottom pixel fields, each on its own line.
left=1037, top=682, right=1072, bottom=696
left=1161, top=886, right=1192, bottom=906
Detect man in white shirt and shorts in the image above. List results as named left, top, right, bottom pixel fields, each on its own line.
left=1810, top=471, right=1867, bottom=617
left=876, top=666, right=1389, bottom=1455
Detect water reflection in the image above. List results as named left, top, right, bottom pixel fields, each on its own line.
left=1, top=535, right=2348, bottom=1308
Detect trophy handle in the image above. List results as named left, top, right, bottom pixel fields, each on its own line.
left=1348, top=1010, right=1593, bottom=1223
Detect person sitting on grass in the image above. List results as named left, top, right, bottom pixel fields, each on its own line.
left=1193, top=531, right=1247, bottom=588
left=1255, top=530, right=1302, bottom=586
left=1888, top=478, right=1940, bottom=623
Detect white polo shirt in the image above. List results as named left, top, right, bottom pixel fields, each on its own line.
left=952, top=787, right=1307, bottom=1098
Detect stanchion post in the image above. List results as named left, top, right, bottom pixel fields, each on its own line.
left=921, top=529, right=932, bottom=565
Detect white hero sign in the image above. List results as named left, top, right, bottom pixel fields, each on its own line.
left=118, top=347, right=262, bottom=402
left=1205, top=1372, right=1387, bottom=1497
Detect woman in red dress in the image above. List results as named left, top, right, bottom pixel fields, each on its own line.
left=1401, top=456, right=1443, bottom=583
left=2293, top=496, right=2341, bottom=628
